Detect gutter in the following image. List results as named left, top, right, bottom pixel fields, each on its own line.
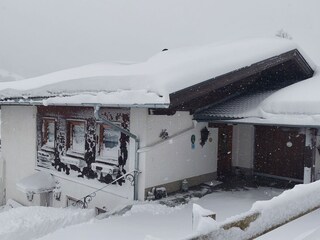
left=93, top=105, right=140, bottom=201
left=0, top=100, right=169, bottom=109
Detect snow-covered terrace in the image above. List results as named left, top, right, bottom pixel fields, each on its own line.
left=0, top=38, right=311, bottom=108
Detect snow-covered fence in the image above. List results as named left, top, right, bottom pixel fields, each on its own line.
left=188, top=180, right=320, bottom=240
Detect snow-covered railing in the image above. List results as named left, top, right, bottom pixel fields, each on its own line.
left=72, top=170, right=138, bottom=209
left=188, top=180, right=320, bottom=240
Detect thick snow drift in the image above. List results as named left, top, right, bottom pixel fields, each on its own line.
left=0, top=38, right=305, bottom=106
left=35, top=187, right=281, bottom=240
left=0, top=206, right=95, bottom=240
left=196, top=180, right=320, bottom=240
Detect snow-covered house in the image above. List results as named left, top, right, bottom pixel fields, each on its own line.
left=0, top=38, right=315, bottom=210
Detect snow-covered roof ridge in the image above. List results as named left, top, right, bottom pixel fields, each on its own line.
left=0, top=37, right=311, bottom=107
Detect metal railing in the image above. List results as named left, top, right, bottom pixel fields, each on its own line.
left=72, top=170, right=139, bottom=209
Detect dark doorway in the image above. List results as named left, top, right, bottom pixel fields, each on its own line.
left=254, top=126, right=305, bottom=181
left=217, top=125, right=233, bottom=178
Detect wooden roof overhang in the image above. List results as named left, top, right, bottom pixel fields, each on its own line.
left=150, top=49, right=314, bottom=115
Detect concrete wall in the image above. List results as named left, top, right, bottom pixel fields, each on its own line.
left=232, top=124, right=254, bottom=171
left=1, top=106, right=39, bottom=206
left=137, top=111, right=218, bottom=193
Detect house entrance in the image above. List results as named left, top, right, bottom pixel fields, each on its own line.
left=254, top=126, right=305, bottom=181
left=217, top=125, right=233, bottom=178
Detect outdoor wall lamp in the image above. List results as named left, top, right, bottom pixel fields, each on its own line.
left=26, top=192, right=34, bottom=202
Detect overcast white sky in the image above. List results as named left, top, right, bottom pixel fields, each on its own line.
left=0, top=0, right=319, bottom=78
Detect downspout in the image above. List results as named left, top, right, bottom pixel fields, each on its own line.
left=94, top=106, right=140, bottom=201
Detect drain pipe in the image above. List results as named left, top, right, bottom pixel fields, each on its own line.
left=94, top=105, right=140, bottom=201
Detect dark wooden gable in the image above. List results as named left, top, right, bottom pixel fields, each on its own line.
left=150, top=49, right=314, bottom=115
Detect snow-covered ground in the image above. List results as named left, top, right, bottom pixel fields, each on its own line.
left=1, top=183, right=319, bottom=240
left=0, top=205, right=95, bottom=240
left=34, top=187, right=281, bottom=240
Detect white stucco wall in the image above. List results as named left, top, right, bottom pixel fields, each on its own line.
left=136, top=111, right=218, bottom=189
left=232, top=124, right=254, bottom=169
left=129, top=108, right=148, bottom=201
left=1, top=106, right=39, bottom=206
left=49, top=174, right=133, bottom=210
left=1, top=106, right=218, bottom=207
left=1, top=106, right=133, bottom=210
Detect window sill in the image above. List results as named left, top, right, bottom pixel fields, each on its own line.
left=61, top=155, right=87, bottom=168
left=95, top=157, right=118, bottom=166
left=41, top=146, right=55, bottom=153
left=66, top=150, right=85, bottom=159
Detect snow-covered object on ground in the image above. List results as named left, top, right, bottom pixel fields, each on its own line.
left=0, top=38, right=307, bottom=107
left=192, top=204, right=218, bottom=234
left=197, top=181, right=320, bottom=240
left=0, top=206, right=95, bottom=240
left=16, top=171, right=56, bottom=194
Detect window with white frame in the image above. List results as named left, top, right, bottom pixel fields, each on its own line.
left=67, top=120, right=86, bottom=155
left=97, top=124, right=121, bottom=163
left=42, top=118, right=56, bottom=149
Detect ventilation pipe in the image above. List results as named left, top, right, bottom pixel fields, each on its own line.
left=94, top=106, right=140, bottom=201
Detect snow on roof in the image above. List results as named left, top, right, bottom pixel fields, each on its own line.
left=194, top=91, right=275, bottom=120
left=16, top=171, right=56, bottom=194
left=0, top=38, right=309, bottom=107
left=196, top=70, right=320, bottom=126
left=260, top=72, right=320, bottom=116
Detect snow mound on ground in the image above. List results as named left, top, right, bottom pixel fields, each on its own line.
left=192, top=204, right=219, bottom=234
left=0, top=206, right=95, bottom=240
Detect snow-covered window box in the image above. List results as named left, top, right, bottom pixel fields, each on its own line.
left=96, top=124, right=121, bottom=165
left=41, top=118, right=56, bottom=151
left=67, top=120, right=86, bottom=157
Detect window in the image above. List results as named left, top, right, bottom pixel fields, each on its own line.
left=67, top=120, right=86, bottom=155
left=97, top=124, right=121, bottom=163
left=42, top=118, right=56, bottom=149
